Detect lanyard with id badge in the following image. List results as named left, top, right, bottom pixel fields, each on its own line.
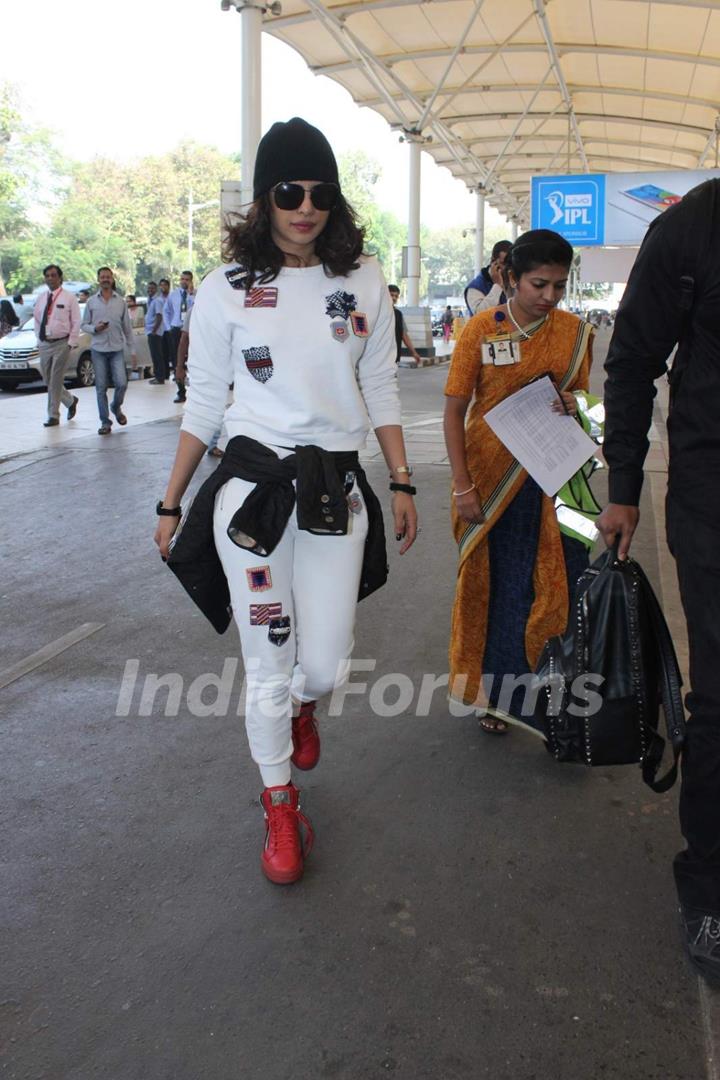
left=481, top=309, right=521, bottom=367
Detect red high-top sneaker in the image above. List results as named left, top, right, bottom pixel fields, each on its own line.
left=260, top=784, right=314, bottom=885
left=291, top=701, right=320, bottom=770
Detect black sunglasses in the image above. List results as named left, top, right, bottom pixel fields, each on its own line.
left=271, top=182, right=339, bottom=212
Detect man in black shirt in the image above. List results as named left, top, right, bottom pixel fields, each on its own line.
left=388, top=284, right=421, bottom=365
left=598, top=178, right=720, bottom=985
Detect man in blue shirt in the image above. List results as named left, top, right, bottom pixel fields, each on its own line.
left=464, top=239, right=512, bottom=316
left=164, top=270, right=195, bottom=402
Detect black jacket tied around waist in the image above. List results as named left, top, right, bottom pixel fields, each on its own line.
left=166, top=435, right=388, bottom=633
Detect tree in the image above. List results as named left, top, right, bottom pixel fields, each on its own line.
left=1, top=141, right=241, bottom=293
left=338, top=151, right=407, bottom=278
left=0, top=83, right=66, bottom=294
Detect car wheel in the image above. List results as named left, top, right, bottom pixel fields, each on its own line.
left=74, top=352, right=95, bottom=387
left=0, top=380, right=21, bottom=391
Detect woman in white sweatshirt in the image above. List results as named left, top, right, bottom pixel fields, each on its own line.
left=154, top=117, right=417, bottom=885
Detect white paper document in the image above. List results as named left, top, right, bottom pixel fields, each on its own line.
left=483, top=376, right=597, bottom=497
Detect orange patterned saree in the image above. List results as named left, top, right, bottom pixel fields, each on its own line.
left=445, top=307, right=594, bottom=706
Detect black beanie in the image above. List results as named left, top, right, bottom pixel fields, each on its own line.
left=253, top=117, right=340, bottom=199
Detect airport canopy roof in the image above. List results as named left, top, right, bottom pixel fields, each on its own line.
left=263, top=0, right=720, bottom=225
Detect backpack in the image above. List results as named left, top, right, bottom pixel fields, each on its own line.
left=531, top=544, right=686, bottom=792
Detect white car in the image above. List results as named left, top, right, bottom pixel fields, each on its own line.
left=0, top=308, right=152, bottom=391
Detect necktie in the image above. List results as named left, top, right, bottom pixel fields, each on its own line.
left=39, top=293, right=53, bottom=342
left=180, top=289, right=187, bottom=314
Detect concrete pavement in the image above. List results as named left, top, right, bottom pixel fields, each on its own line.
left=1, top=344, right=718, bottom=1080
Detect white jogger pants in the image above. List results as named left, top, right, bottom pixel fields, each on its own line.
left=213, top=475, right=369, bottom=787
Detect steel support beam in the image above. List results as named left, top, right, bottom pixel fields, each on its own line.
left=533, top=0, right=587, bottom=170
left=272, top=0, right=720, bottom=29
left=482, top=67, right=553, bottom=188
left=311, top=42, right=720, bottom=77
left=358, top=83, right=720, bottom=115
left=417, top=0, right=486, bottom=130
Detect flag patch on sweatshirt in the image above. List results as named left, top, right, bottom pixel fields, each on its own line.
left=243, top=345, right=273, bottom=383
left=250, top=602, right=283, bottom=625
left=245, top=287, right=278, bottom=308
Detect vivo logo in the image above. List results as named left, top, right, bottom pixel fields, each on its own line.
left=546, top=189, right=594, bottom=226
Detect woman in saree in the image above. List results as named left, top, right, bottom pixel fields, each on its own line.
left=443, top=229, right=594, bottom=732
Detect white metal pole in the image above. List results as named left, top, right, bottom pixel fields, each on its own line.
left=188, top=189, right=193, bottom=270
left=241, top=3, right=263, bottom=207
left=474, top=187, right=485, bottom=274
left=511, top=218, right=519, bottom=241
left=407, top=135, right=422, bottom=306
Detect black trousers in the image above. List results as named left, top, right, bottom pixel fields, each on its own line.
left=162, top=331, right=173, bottom=377
left=169, top=327, right=182, bottom=368
left=667, top=496, right=720, bottom=911
left=148, top=334, right=165, bottom=381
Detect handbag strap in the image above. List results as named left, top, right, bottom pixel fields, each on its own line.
left=633, top=561, right=686, bottom=792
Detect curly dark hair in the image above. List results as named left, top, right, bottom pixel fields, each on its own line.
left=222, top=192, right=365, bottom=290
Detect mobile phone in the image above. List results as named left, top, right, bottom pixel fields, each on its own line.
left=621, top=184, right=682, bottom=212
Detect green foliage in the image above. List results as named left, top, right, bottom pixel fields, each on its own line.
left=0, top=122, right=240, bottom=293
left=0, top=100, right=509, bottom=302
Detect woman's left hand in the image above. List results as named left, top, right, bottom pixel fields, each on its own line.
left=551, top=390, right=578, bottom=416
left=391, top=493, right=418, bottom=554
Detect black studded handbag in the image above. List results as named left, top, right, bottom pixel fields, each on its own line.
left=531, top=543, right=686, bottom=792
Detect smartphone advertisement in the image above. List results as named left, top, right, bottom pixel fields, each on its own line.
left=532, top=168, right=720, bottom=246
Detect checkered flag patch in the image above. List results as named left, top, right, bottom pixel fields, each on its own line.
left=325, top=290, right=357, bottom=320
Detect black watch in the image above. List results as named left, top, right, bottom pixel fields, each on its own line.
left=156, top=500, right=182, bottom=517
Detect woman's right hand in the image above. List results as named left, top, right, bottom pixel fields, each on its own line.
left=154, top=516, right=180, bottom=559
left=454, top=487, right=486, bottom=524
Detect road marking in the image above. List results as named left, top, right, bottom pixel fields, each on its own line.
left=0, top=622, right=105, bottom=690
left=403, top=416, right=444, bottom=429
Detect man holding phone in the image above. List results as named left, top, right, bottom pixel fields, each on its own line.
left=464, top=239, right=513, bottom=316
left=81, top=267, right=136, bottom=435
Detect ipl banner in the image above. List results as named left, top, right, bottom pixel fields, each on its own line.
left=531, top=169, right=720, bottom=246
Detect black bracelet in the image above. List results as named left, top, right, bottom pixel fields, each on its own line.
left=156, top=500, right=182, bottom=517
left=389, top=482, right=417, bottom=495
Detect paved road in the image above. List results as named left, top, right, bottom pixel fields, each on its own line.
left=1, top=349, right=717, bottom=1080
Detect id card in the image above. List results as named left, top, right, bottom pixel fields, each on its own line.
left=481, top=338, right=520, bottom=366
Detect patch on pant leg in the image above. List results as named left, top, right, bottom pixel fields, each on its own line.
left=246, top=565, right=273, bottom=592
left=250, top=602, right=282, bottom=625
left=268, top=615, right=291, bottom=647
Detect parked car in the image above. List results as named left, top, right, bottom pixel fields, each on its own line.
left=0, top=308, right=152, bottom=391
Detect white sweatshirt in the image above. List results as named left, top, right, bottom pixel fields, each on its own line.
left=181, top=256, right=401, bottom=451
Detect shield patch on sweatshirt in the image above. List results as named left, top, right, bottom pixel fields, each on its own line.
left=243, top=345, right=273, bottom=383
left=268, top=615, right=291, bottom=647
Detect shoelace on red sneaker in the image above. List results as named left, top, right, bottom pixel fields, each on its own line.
left=265, top=801, right=315, bottom=857
left=295, top=706, right=318, bottom=740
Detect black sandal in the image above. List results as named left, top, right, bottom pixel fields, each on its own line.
left=479, top=713, right=509, bottom=735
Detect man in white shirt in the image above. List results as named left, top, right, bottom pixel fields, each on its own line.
left=33, top=264, right=81, bottom=428
left=145, top=281, right=167, bottom=384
